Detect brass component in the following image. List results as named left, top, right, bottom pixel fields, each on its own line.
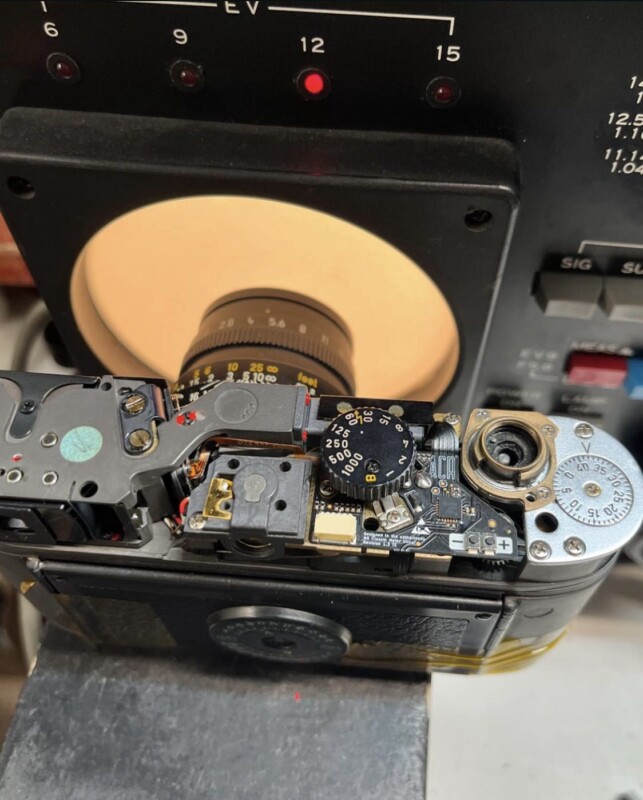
left=128, top=428, right=153, bottom=452
left=461, top=409, right=558, bottom=511
left=121, top=393, right=147, bottom=415
left=20, top=580, right=36, bottom=595
left=434, top=411, right=462, bottom=439
left=203, top=477, right=233, bottom=520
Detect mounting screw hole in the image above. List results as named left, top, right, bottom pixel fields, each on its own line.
left=363, top=517, right=379, bottom=531
left=7, top=176, right=35, bottom=199
left=101, top=382, right=112, bottom=391
left=525, top=493, right=536, bottom=503
left=280, top=462, right=292, bottom=472
left=535, top=512, right=559, bottom=533
left=227, top=459, right=240, bottom=470
left=80, top=481, right=98, bottom=498
left=464, top=208, right=493, bottom=232
left=275, top=500, right=287, bottom=511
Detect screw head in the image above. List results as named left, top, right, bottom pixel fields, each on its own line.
left=365, top=459, right=381, bottom=474
left=189, top=513, right=206, bottom=530
left=529, top=540, right=552, bottom=560
left=40, top=432, right=58, bottom=448
left=541, top=425, right=556, bottom=436
left=584, top=482, right=602, bottom=498
left=6, top=468, right=23, bottom=484
left=387, top=510, right=402, bottom=523
left=564, top=537, right=586, bottom=556
left=319, top=480, right=336, bottom=498
left=415, top=472, right=433, bottom=489
left=475, top=409, right=489, bottom=419
left=127, top=429, right=153, bottom=453
left=537, top=487, right=551, bottom=500
left=337, top=401, right=352, bottom=414
left=387, top=404, right=404, bottom=418
left=20, top=399, right=36, bottom=414
left=445, top=413, right=461, bottom=425
left=575, top=423, right=594, bottom=439
left=122, top=393, right=147, bottom=416
left=42, top=471, right=58, bottom=486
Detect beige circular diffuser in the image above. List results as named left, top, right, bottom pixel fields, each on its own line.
left=71, top=196, right=459, bottom=400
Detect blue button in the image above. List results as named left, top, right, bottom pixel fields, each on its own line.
left=625, top=358, right=643, bottom=399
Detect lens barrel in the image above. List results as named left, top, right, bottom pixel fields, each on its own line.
left=176, top=290, right=354, bottom=403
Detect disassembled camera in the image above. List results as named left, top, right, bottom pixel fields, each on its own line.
left=0, top=291, right=641, bottom=672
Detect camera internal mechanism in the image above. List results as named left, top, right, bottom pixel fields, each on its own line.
left=461, top=410, right=558, bottom=510
left=0, top=287, right=641, bottom=671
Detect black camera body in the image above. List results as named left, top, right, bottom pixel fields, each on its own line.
left=0, top=370, right=640, bottom=673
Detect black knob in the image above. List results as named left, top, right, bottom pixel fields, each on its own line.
left=320, top=407, right=416, bottom=501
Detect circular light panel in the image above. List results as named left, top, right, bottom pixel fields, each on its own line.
left=71, top=196, right=459, bottom=400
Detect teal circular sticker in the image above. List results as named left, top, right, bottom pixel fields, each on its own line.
left=60, top=426, right=103, bottom=463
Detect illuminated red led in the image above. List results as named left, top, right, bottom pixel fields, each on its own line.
left=297, top=68, right=330, bottom=99
left=304, top=72, right=325, bottom=95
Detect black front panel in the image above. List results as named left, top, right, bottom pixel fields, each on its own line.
left=40, top=560, right=502, bottom=655
left=1, top=1, right=642, bottom=457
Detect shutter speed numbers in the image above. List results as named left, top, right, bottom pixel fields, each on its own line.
left=553, top=455, right=634, bottom=526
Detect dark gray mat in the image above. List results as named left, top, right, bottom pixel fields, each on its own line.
left=0, top=629, right=428, bottom=800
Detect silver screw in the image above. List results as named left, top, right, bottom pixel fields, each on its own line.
left=122, top=393, right=147, bottom=415
left=445, top=413, right=461, bottom=425
left=40, top=432, right=58, bottom=448
left=388, top=404, right=404, bottom=418
left=387, top=510, right=401, bottom=523
left=529, top=540, right=552, bottom=560
left=6, top=468, right=23, bottom=484
left=475, top=409, right=489, bottom=419
left=337, top=401, right=352, bottom=414
left=541, top=425, right=556, bottom=436
left=564, top=537, right=586, bottom=556
left=128, top=429, right=153, bottom=453
left=42, top=471, right=58, bottom=486
left=189, top=513, right=206, bottom=530
left=537, top=487, right=551, bottom=500
left=319, top=480, right=336, bottom=498
left=575, top=423, right=594, bottom=439
left=584, top=482, right=602, bottom=498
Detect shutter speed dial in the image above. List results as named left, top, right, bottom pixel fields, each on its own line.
left=320, top=407, right=416, bottom=501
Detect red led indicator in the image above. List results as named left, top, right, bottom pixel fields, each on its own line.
left=179, top=67, right=200, bottom=88
left=170, top=60, right=204, bottom=92
left=426, top=76, right=461, bottom=108
left=298, top=69, right=330, bottom=99
left=46, top=52, right=81, bottom=84
left=304, top=72, right=325, bottom=95
left=55, top=60, right=74, bottom=79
